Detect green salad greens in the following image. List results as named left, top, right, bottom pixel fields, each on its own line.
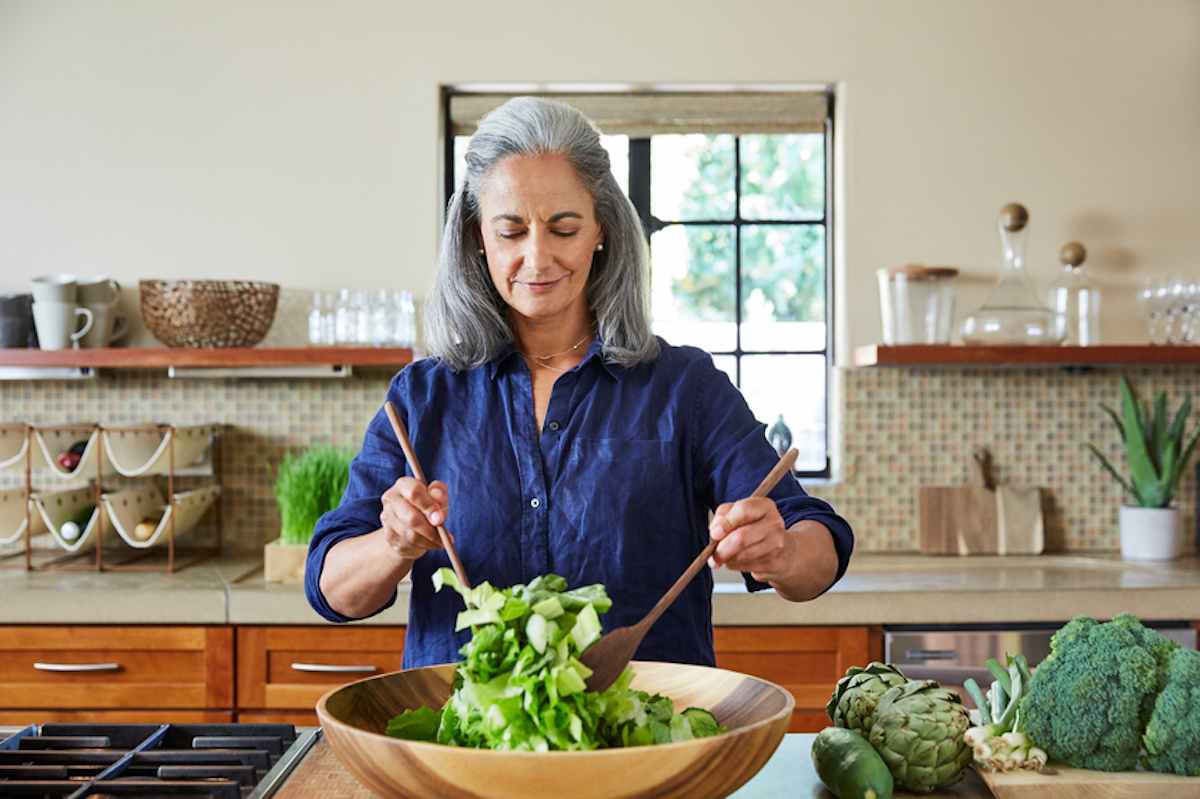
left=385, top=568, right=725, bottom=751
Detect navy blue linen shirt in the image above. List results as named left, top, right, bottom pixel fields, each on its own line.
left=306, top=337, right=853, bottom=669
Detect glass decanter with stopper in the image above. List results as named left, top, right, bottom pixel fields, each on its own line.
left=961, top=203, right=1065, bottom=345
left=1047, top=241, right=1101, bottom=345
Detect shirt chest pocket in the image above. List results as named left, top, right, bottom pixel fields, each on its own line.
left=555, top=436, right=696, bottom=590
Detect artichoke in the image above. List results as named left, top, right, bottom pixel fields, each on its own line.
left=868, top=680, right=972, bottom=794
left=826, top=661, right=909, bottom=734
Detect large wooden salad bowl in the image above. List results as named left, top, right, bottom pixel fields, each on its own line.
left=316, top=660, right=794, bottom=799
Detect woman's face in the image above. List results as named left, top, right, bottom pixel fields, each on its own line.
left=476, top=153, right=603, bottom=324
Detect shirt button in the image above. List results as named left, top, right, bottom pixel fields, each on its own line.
left=530, top=497, right=541, bottom=509
left=547, top=421, right=560, bottom=431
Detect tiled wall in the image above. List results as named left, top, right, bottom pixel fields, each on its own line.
left=1, top=363, right=1197, bottom=555
left=821, top=365, right=1200, bottom=552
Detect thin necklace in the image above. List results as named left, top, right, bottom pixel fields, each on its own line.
left=519, top=332, right=592, bottom=374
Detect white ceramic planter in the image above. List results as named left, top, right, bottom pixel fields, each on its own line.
left=1119, top=505, right=1183, bottom=560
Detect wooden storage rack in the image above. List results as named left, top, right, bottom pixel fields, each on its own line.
left=0, top=422, right=225, bottom=573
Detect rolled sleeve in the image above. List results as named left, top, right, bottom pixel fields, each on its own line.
left=689, top=353, right=854, bottom=595
left=304, top=371, right=410, bottom=622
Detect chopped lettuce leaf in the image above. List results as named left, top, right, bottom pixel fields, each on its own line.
left=388, top=569, right=727, bottom=750
left=532, top=596, right=564, bottom=619
left=526, top=613, right=549, bottom=654
left=570, top=603, right=602, bottom=652
left=386, top=706, right=440, bottom=741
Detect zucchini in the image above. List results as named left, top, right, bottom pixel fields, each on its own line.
left=812, top=726, right=893, bottom=799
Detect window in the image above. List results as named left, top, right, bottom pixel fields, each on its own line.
left=445, top=90, right=832, bottom=478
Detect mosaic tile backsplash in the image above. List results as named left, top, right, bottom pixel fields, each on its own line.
left=1, top=363, right=1197, bottom=554
left=823, top=365, right=1200, bottom=552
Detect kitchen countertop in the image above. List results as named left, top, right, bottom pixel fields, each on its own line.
left=2, top=553, right=1199, bottom=625
left=273, top=732, right=991, bottom=798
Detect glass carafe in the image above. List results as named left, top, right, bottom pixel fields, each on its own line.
left=961, top=204, right=1065, bottom=345
left=1048, top=241, right=1101, bottom=345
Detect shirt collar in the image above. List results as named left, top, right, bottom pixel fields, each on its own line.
left=484, top=334, right=623, bottom=382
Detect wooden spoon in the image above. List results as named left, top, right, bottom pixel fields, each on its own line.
left=580, top=448, right=800, bottom=692
left=383, top=401, right=471, bottom=591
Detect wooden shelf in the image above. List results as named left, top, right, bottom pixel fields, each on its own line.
left=854, top=344, right=1200, bottom=368
left=0, top=347, right=415, bottom=369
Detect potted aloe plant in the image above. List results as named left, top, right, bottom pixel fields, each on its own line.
left=267, top=446, right=354, bottom=581
left=1087, top=376, right=1199, bottom=560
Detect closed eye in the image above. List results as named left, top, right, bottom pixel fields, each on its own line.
left=497, top=230, right=579, bottom=240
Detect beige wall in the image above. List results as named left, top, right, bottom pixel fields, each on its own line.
left=2, top=1, right=1198, bottom=362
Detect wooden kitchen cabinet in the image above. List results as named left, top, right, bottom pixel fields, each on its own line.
left=0, top=626, right=232, bottom=711
left=236, top=626, right=404, bottom=725
left=0, top=710, right=234, bottom=724
left=714, top=626, right=881, bottom=733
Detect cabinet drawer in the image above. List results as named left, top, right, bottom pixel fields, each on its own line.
left=715, top=626, right=879, bottom=733
left=0, top=626, right=233, bottom=710
left=237, top=626, right=404, bottom=710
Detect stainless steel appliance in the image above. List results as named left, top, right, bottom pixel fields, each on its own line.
left=885, top=622, right=1198, bottom=692
left=0, top=722, right=319, bottom=797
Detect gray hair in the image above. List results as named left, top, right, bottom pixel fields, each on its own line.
left=424, top=96, right=659, bottom=371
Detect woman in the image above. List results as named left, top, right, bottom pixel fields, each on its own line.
left=306, top=97, right=853, bottom=669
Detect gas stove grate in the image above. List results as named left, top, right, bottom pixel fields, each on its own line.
left=0, top=723, right=320, bottom=798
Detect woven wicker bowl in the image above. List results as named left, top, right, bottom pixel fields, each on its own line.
left=317, top=660, right=793, bottom=799
left=139, top=280, right=279, bottom=348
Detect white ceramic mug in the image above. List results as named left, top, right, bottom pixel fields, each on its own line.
left=80, top=301, right=129, bottom=349
left=31, top=274, right=79, bottom=304
left=32, top=301, right=93, bottom=350
left=78, top=277, right=121, bottom=306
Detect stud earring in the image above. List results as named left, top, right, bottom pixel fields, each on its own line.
left=478, top=248, right=484, bottom=256
left=596, top=243, right=604, bottom=252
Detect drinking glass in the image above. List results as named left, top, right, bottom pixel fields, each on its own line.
left=1137, top=279, right=1171, bottom=344
left=369, top=289, right=391, bottom=346
left=307, top=291, right=335, bottom=346
left=393, top=290, right=416, bottom=347
left=1176, top=277, right=1199, bottom=344
left=334, top=289, right=355, bottom=344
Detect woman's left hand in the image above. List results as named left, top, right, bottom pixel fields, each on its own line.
left=707, top=498, right=795, bottom=583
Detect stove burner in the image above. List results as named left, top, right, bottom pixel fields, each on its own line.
left=0, top=723, right=320, bottom=798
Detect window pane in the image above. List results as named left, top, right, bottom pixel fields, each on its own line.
left=601, top=135, right=630, bottom=198
left=652, top=134, right=735, bottom=221
left=650, top=224, right=736, bottom=352
left=740, top=134, right=824, bottom=220
left=454, top=136, right=469, bottom=190
left=740, top=225, right=826, bottom=351
left=739, top=354, right=827, bottom=470
left=453, top=134, right=630, bottom=198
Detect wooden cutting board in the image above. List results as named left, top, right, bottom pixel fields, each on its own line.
left=995, top=484, right=1044, bottom=554
left=919, top=485, right=999, bottom=554
left=980, top=765, right=1200, bottom=798
left=918, top=448, right=1043, bottom=555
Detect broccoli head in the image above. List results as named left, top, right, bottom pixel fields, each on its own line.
left=1143, top=647, right=1200, bottom=776
left=1019, top=614, right=1179, bottom=772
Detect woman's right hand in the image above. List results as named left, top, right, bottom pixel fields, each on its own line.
left=380, top=477, right=453, bottom=561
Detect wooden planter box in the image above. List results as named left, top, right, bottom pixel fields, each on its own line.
left=264, top=538, right=308, bottom=583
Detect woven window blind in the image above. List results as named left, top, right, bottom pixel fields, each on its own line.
left=448, top=92, right=828, bottom=137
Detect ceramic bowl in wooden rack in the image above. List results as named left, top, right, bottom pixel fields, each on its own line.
left=316, top=660, right=794, bottom=799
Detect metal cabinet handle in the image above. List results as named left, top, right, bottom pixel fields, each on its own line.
left=904, top=649, right=960, bottom=661
left=33, top=662, right=120, bottom=673
left=289, top=662, right=378, bottom=674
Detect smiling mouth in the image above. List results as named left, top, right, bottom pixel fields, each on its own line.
left=516, top=277, right=565, bottom=292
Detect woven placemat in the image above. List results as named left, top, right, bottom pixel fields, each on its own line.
left=275, top=737, right=378, bottom=799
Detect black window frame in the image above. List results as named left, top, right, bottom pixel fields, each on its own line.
left=442, top=92, right=835, bottom=480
